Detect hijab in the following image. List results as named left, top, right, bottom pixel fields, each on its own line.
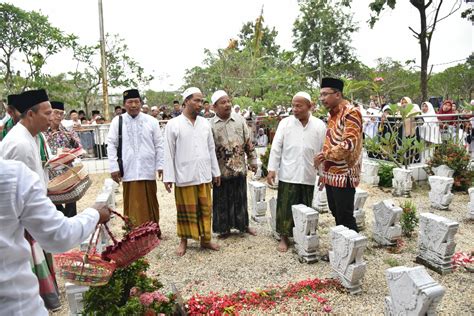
left=421, top=101, right=438, bottom=123
left=437, top=100, right=456, bottom=122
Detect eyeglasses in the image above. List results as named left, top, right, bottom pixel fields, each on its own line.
left=319, top=92, right=337, bottom=98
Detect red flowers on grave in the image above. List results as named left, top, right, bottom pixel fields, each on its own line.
left=185, top=278, right=341, bottom=315
left=452, top=251, right=474, bottom=271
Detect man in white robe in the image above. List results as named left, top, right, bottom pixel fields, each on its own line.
left=107, top=89, right=164, bottom=230
left=267, top=92, right=326, bottom=252
left=0, top=89, right=52, bottom=188
left=0, top=158, right=110, bottom=316
left=163, top=87, right=221, bottom=256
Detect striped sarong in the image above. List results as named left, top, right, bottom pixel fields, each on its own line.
left=25, top=232, right=61, bottom=310
left=123, top=180, right=160, bottom=226
left=276, top=180, right=314, bottom=237
left=175, top=183, right=212, bottom=243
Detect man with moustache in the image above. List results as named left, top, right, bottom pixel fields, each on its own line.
left=314, top=78, right=362, bottom=234
left=267, top=92, right=326, bottom=252
left=163, top=87, right=221, bottom=256
left=210, top=90, right=258, bottom=238
left=107, top=89, right=164, bottom=230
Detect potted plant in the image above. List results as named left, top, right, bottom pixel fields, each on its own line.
left=365, top=103, right=425, bottom=197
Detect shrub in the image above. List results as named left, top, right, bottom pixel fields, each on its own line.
left=83, top=258, right=176, bottom=315
left=426, top=141, right=474, bottom=191
left=378, top=162, right=395, bottom=188
left=400, top=200, right=419, bottom=238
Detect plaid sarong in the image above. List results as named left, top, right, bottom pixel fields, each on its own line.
left=175, top=183, right=212, bottom=243
left=25, top=232, right=61, bottom=310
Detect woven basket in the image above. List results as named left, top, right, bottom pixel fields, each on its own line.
left=55, top=226, right=116, bottom=286
left=48, top=163, right=88, bottom=193
left=48, top=148, right=85, bottom=168
left=48, top=176, right=92, bottom=204
left=101, top=210, right=160, bottom=268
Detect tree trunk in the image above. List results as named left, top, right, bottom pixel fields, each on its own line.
left=414, top=0, right=429, bottom=102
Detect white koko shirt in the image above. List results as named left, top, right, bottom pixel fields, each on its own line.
left=0, top=122, right=49, bottom=191
left=268, top=115, right=326, bottom=186
left=163, top=114, right=220, bottom=187
left=0, top=159, right=99, bottom=316
left=107, top=112, right=164, bottom=182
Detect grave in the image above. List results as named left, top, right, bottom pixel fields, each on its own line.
left=416, top=213, right=459, bottom=274
left=292, top=204, right=319, bottom=263
left=428, top=176, right=454, bottom=210
left=353, top=188, right=368, bottom=230
left=373, top=200, right=402, bottom=246
left=248, top=181, right=268, bottom=222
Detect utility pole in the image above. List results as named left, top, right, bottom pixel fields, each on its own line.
left=319, top=35, right=323, bottom=84
left=98, top=0, right=110, bottom=120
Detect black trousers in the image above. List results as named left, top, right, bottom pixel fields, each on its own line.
left=325, top=184, right=358, bottom=232
left=56, top=203, right=77, bottom=218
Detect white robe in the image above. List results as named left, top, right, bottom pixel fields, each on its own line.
left=107, top=112, right=164, bottom=182
left=163, top=115, right=220, bottom=187
left=0, top=122, right=48, bottom=190
left=0, top=159, right=99, bottom=316
left=268, top=115, right=326, bottom=186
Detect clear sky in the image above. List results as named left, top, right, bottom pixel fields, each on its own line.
left=7, top=0, right=473, bottom=91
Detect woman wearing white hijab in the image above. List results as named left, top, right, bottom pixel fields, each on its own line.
left=420, top=101, right=441, bottom=161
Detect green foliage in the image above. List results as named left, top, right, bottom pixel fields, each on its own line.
left=428, top=58, right=474, bottom=102
left=0, top=3, right=76, bottom=92
left=260, top=145, right=272, bottom=177
left=144, top=90, right=179, bottom=107
left=426, top=141, right=474, bottom=191
left=70, top=33, right=153, bottom=115
left=364, top=103, right=425, bottom=169
left=400, top=200, right=418, bottom=238
left=82, top=258, right=175, bottom=316
left=292, top=0, right=358, bottom=81
left=377, top=162, right=395, bottom=188
left=383, top=257, right=400, bottom=267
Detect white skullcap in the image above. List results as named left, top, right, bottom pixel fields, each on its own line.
left=234, top=104, right=240, bottom=109
left=151, top=106, right=158, bottom=111
left=142, top=104, right=149, bottom=108
left=182, top=87, right=201, bottom=101
left=211, top=90, right=228, bottom=105
left=293, top=91, right=312, bottom=103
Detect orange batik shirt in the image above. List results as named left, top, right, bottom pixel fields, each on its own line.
left=321, top=100, right=363, bottom=188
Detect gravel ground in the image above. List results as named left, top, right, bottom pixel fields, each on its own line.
left=52, top=174, right=474, bottom=315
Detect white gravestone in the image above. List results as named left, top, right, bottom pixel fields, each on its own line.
left=468, top=188, right=474, bottom=220
left=428, top=176, right=454, bottom=210
left=361, top=160, right=380, bottom=185
left=269, top=197, right=280, bottom=240
left=312, top=177, right=329, bottom=213
left=248, top=181, right=268, bottom=222
left=373, top=200, right=402, bottom=246
left=432, top=165, right=455, bottom=178
left=292, top=204, right=319, bottom=263
left=329, top=225, right=367, bottom=294
left=392, top=168, right=413, bottom=197
left=384, top=266, right=446, bottom=316
left=353, top=188, right=368, bottom=230
left=65, top=282, right=89, bottom=316
left=416, top=213, right=459, bottom=275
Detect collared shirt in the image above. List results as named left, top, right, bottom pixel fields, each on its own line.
left=268, top=115, right=326, bottom=186
left=210, top=112, right=257, bottom=178
left=107, top=112, right=164, bottom=182
left=0, top=122, right=49, bottom=190
left=163, top=114, right=220, bottom=187
left=44, top=124, right=81, bottom=156
left=321, top=100, right=363, bottom=188
left=0, top=159, right=99, bottom=316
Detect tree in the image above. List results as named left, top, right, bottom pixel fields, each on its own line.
left=238, top=19, right=280, bottom=57
left=0, top=3, right=76, bottom=92
left=144, top=90, right=179, bottom=107
left=429, top=58, right=474, bottom=101
left=70, top=33, right=153, bottom=116
left=292, top=0, right=358, bottom=82
left=368, top=0, right=463, bottom=101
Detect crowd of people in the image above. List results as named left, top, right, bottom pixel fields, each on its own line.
left=3, top=76, right=473, bottom=314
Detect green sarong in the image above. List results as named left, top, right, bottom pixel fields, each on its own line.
left=276, top=180, right=314, bottom=236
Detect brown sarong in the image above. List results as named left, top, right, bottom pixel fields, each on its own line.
left=123, top=180, right=159, bottom=226
left=175, top=183, right=212, bottom=243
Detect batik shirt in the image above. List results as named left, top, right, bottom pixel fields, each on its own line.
left=210, top=112, right=257, bottom=178
left=321, top=100, right=363, bottom=188
left=44, top=124, right=81, bottom=156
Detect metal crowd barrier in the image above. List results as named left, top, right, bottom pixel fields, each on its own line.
left=362, top=113, right=474, bottom=165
